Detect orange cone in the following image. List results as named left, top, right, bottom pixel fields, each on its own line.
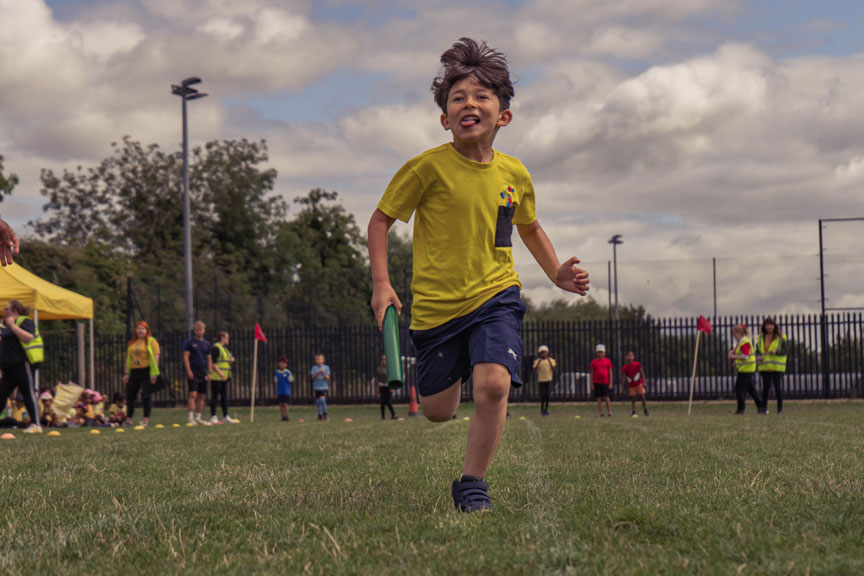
left=408, top=385, right=419, bottom=417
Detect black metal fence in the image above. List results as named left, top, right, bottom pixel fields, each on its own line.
left=38, top=313, right=863, bottom=406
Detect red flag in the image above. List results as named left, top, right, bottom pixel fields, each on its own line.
left=254, top=323, right=268, bottom=342
left=697, top=315, right=712, bottom=334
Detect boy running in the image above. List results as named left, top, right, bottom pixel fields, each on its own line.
left=591, top=344, right=613, bottom=417
left=622, top=351, right=649, bottom=417
left=368, top=38, right=589, bottom=512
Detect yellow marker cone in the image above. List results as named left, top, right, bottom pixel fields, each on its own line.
left=574, top=415, right=581, bottom=420
left=47, top=430, right=61, bottom=437
left=232, top=418, right=241, bottom=424
left=398, top=417, right=405, bottom=421
left=519, top=416, right=526, bottom=420
left=632, top=414, right=639, bottom=419
left=90, top=429, right=101, bottom=435
left=463, top=417, right=470, bottom=421
left=185, top=422, right=196, bottom=427
left=172, top=423, right=180, bottom=428
left=202, top=422, right=212, bottom=427
left=134, top=425, right=146, bottom=430
left=115, top=428, right=126, bottom=433
left=155, top=424, right=165, bottom=429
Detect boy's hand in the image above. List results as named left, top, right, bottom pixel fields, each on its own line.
left=554, top=257, right=590, bottom=295
left=371, top=283, right=403, bottom=330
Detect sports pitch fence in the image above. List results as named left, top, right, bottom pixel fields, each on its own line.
left=38, top=313, right=863, bottom=406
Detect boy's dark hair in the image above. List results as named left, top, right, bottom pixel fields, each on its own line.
left=432, top=37, right=514, bottom=113
left=113, top=392, right=125, bottom=402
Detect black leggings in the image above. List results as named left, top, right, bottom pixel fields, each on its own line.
left=0, top=362, right=39, bottom=426
left=211, top=379, right=229, bottom=417
left=760, top=372, right=784, bottom=411
left=734, top=372, right=762, bottom=412
left=126, top=368, right=153, bottom=420
left=379, top=386, right=395, bottom=418
left=539, top=381, right=552, bottom=412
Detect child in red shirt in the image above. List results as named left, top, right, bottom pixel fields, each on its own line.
left=622, top=351, right=649, bottom=417
left=590, top=344, right=613, bottom=417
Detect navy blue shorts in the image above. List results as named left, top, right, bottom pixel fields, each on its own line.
left=188, top=371, right=208, bottom=394
left=277, top=394, right=291, bottom=403
left=410, top=286, right=526, bottom=397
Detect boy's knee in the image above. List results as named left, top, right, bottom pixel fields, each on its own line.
left=423, top=405, right=455, bottom=423
left=473, top=366, right=511, bottom=404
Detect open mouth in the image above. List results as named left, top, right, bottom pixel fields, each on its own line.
left=460, top=115, right=480, bottom=127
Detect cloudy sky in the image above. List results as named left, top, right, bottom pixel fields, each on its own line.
left=1, top=0, right=863, bottom=318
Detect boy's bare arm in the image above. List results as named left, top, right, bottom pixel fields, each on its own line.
left=517, top=221, right=589, bottom=295
left=367, top=208, right=403, bottom=329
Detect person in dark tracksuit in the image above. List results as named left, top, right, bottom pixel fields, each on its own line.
left=0, top=300, right=42, bottom=433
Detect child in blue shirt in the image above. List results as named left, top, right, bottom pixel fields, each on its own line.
left=275, top=356, right=294, bottom=422
left=310, top=353, right=330, bottom=421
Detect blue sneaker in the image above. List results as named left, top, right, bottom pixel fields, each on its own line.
left=451, top=478, right=492, bottom=513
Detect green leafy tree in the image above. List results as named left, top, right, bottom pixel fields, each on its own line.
left=0, top=154, right=19, bottom=204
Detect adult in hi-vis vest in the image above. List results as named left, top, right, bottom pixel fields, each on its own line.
left=727, top=323, right=764, bottom=415
left=756, top=317, right=787, bottom=415
left=123, top=321, right=160, bottom=427
left=0, top=300, right=43, bottom=433
left=209, top=331, right=238, bottom=424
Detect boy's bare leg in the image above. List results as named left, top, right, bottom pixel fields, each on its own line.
left=596, top=395, right=602, bottom=413
left=196, top=395, right=205, bottom=414
left=641, top=395, right=648, bottom=411
left=463, top=363, right=510, bottom=479
left=420, top=379, right=462, bottom=422
left=631, top=398, right=636, bottom=412
left=605, top=397, right=612, bottom=414
left=187, top=391, right=197, bottom=412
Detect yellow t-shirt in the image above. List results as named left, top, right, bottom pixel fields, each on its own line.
left=109, top=404, right=127, bottom=417
left=533, top=357, right=557, bottom=382
left=379, top=143, right=537, bottom=330
left=128, top=338, right=160, bottom=370
left=11, top=405, right=28, bottom=423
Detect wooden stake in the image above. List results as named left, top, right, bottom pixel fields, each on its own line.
left=688, top=330, right=701, bottom=416
left=250, top=338, right=259, bottom=423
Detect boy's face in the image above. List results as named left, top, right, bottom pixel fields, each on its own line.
left=440, top=76, right=512, bottom=148
left=315, top=355, right=324, bottom=366
left=596, top=350, right=605, bottom=358
left=278, top=361, right=287, bottom=370
left=380, top=355, right=387, bottom=365
left=625, top=352, right=634, bottom=363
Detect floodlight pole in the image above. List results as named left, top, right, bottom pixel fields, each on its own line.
left=172, top=77, right=207, bottom=336
left=609, top=234, right=623, bottom=396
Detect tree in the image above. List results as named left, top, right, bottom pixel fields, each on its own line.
left=0, top=154, right=19, bottom=204
left=277, top=189, right=372, bottom=325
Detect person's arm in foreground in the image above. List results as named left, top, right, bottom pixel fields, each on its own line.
left=368, top=209, right=403, bottom=329
left=0, top=218, right=19, bottom=267
left=517, top=220, right=589, bottom=295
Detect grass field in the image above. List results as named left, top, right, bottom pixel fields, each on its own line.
left=1, top=401, right=862, bottom=575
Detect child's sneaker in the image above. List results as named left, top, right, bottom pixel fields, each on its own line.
left=194, top=415, right=206, bottom=426
left=223, top=415, right=237, bottom=424
left=22, top=424, right=42, bottom=434
left=644, top=410, right=649, bottom=417
left=317, top=414, right=322, bottom=421
left=209, top=415, right=220, bottom=424
left=391, top=414, right=399, bottom=420
left=451, top=478, right=492, bottom=513
left=323, top=414, right=329, bottom=421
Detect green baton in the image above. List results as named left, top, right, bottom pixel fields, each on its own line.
left=383, top=305, right=403, bottom=389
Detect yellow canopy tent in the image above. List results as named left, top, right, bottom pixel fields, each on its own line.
left=0, top=263, right=95, bottom=388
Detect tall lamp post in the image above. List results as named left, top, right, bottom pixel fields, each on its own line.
left=171, top=77, right=207, bottom=335
left=608, top=234, right=623, bottom=395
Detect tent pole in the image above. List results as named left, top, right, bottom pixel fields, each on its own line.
left=33, top=309, right=40, bottom=390
left=89, top=318, right=95, bottom=390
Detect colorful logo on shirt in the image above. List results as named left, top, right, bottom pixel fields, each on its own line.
left=499, top=186, right=515, bottom=207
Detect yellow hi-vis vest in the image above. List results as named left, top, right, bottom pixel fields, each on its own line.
left=15, top=316, right=44, bottom=365
left=126, top=337, right=160, bottom=377
left=209, top=343, right=232, bottom=382
left=734, top=336, right=756, bottom=373
left=757, top=334, right=788, bottom=373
